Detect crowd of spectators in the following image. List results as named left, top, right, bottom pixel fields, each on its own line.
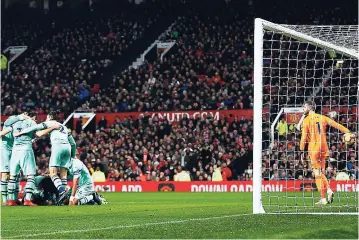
left=1, top=0, right=168, bottom=116
left=2, top=0, right=357, bottom=116
left=1, top=0, right=358, bottom=182
left=33, top=114, right=254, bottom=181
left=84, top=12, right=254, bottom=112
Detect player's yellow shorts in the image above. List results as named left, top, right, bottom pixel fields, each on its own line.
left=309, top=150, right=328, bottom=170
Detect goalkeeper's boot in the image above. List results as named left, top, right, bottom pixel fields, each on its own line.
left=7, top=200, right=17, bottom=206
left=93, top=192, right=102, bottom=205
left=24, top=200, right=38, bottom=206
left=327, top=189, right=334, bottom=204
left=315, top=198, right=328, bottom=205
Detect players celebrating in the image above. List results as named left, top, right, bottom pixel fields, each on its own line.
left=1, top=109, right=108, bottom=207
left=0, top=112, right=43, bottom=206
left=0, top=113, right=30, bottom=205
left=299, top=101, right=355, bottom=205
left=14, top=110, right=74, bottom=204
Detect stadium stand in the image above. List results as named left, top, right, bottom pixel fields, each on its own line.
left=1, top=0, right=358, bottom=182
left=1, top=0, right=178, bottom=116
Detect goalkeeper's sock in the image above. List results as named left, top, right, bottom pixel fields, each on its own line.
left=1, top=177, right=8, bottom=204
left=315, top=176, right=325, bottom=199
left=79, top=195, right=94, bottom=205
left=24, top=176, right=35, bottom=201
left=321, top=174, right=329, bottom=192
left=8, top=176, right=16, bottom=201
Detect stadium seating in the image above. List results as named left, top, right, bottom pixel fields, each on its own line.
left=1, top=0, right=168, bottom=116
left=1, top=0, right=358, bottom=182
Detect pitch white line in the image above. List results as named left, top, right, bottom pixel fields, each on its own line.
left=5, top=213, right=252, bottom=239
left=265, top=212, right=359, bottom=215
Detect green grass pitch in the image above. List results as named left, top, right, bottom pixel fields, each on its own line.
left=1, top=193, right=358, bottom=239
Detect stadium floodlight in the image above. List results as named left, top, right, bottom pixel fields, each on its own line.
left=253, top=18, right=358, bottom=214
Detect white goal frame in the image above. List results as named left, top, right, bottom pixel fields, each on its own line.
left=253, top=18, right=359, bottom=214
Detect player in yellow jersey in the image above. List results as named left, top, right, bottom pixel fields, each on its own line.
left=300, top=101, right=352, bottom=205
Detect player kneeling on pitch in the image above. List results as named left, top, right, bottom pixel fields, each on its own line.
left=25, top=175, right=59, bottom=206
left=67, top=158, right=102, bottom=206
left=18, top=175, right=107, bottom=206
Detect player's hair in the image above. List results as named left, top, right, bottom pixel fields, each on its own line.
left=28, top=111, right=38, bottom=118
left=47, top=110, right=61, bottom=121
left=304, top=100, right=316, bottom=111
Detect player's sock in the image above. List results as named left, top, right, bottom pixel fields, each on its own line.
left=79, top=195, right=94, bottom=205
left=8, top=176, right=16, bottom=201
left=1, top=177, right=8, bottom=203
left=61, top=178, right=67, bottom=189
left=15, top=177, right=20, bottom=200
left=24, top=176, right=35, bottom=201
left=50, top=175, right=65, bottom=194
left=315, top=176, right=325, bottom=199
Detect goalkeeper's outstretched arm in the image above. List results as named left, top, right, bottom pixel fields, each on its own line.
left=325, top=116, right=350, bottom=133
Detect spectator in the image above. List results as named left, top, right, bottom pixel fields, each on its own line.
left=76, top=117, right=83, bottom=134
left=98, top=116, right=107, bottom=129
left=174, top=166, right=191, bottom=181
left=92, top=166, right=106, bottom=182
left=276, top=117, right=288, bottom=137
left=221, top=163, right=232, bottom=181
left=212, top=165, right=223, bottom=181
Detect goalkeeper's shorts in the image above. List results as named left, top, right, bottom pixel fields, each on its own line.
left=309, top=150, right=328, bottom=170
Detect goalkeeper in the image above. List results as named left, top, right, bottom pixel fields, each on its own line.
left=300, top=101, right=353, bottom=205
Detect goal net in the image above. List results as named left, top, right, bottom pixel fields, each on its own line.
left=253, top=18, right=359, bottom=214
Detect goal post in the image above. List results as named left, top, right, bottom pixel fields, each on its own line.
left=253, top=18, right=358, bottom=214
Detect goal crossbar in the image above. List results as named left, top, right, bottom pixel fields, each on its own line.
left=258, top=19, right=358, bottom=58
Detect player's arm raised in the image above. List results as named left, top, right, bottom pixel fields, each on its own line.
left=14, top=122, right=48, bottom=137
left=36, top=123, right=61, bottom=137
left=0, top=126, right=13, bottom=136
left=3, top=114, right=29, bottom=127
left=325, top=116, right=350, bottom=133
